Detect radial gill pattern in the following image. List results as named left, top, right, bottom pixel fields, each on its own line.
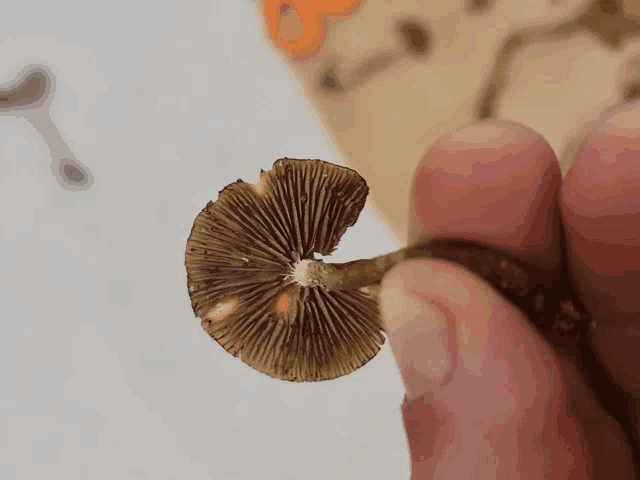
left=185, top=158, right=385, bottom=382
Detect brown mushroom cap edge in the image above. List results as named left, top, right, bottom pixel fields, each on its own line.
left=185, top=158, right=385, bottom=382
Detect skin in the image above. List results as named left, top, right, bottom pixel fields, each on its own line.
left=378, top=109, right=640, bottom=479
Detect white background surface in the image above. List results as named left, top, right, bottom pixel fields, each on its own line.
left=0, top=1, right=408, bottom=479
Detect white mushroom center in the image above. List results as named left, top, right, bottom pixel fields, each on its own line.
left=292, top=259, right=327, bottom=288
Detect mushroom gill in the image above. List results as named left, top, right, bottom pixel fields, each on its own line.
left=185, top=158, right=385, bottom=382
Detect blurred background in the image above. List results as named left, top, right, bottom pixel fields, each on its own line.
left=1, top=0, right=639, bottom=479
left=259, top=0, right=640, bottom=244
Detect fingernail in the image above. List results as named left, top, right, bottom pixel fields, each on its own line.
left=379, top=288, right=454, bottom=398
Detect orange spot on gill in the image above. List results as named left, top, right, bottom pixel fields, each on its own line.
left=277, top=294, right=292, bottom=314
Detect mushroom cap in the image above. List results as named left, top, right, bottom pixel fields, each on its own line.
left=185, top=158, right=385, bottom=382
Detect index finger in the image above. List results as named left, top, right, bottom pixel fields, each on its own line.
left=409, top=121, right=564, bottom=272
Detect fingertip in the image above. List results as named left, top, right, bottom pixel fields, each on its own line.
left=379, top=256, right=555, bottom=376
left=409, top=121, right=562, bottom=267
left=561, top=101, right=640, bottom=318
left=386, top=258, right=567, bottom=477
left=379, top=258, right=493, bottom=372
left=380, top=258, right=477, bottom=311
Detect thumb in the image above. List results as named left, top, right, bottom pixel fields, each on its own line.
left=379, top=265, right=457, bottom=400
left=378, top=257, right=470, bottom=472
left=378, top=257, right=573, bottom=476
left=379, top=256, right=540, bottom=401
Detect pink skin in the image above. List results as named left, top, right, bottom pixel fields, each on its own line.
left=380, top=112, right=640, bottom=478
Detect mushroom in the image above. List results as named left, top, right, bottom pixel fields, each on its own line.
left=185, top=158, right=590, bottom=382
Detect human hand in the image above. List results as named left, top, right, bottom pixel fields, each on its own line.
left=378, top=113, right=640, bottom=479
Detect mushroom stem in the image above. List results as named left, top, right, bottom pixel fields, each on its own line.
left=318, top=247, right=411, bottom=291
left=314, top=237, right=591, bottom=344
left=318, top=238, right=532, bottom=292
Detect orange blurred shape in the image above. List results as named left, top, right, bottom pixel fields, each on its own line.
left=265, top=0, right=362, bottom=57
left=276, top=294, right=292, bottom=314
